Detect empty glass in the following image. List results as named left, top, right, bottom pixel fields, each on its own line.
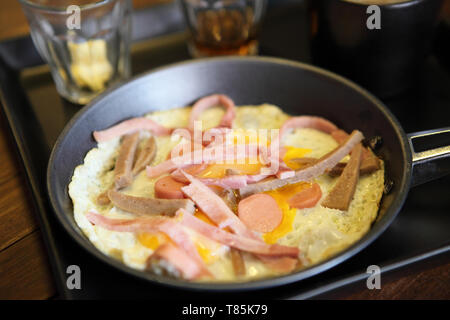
left=20, top=0, right=132, bottom=104
left=179, top=0, right=267, bottom=58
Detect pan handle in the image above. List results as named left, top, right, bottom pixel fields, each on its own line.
left=408, top=127, right=450, bottom=187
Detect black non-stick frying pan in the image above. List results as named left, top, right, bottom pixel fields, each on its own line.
left=47, top=57, right=450, bottom=291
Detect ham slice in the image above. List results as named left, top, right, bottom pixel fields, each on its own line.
left=147, top=243, right=206, bottom=280
left=86, top=211, right=168, bottom=232
left=180, top=171, right=253, bottom=236
left=322, top=143, right=363, bottom=210
left=146, top=159, right=179, bottom=178
left=239, top=130, right=364, bottom=197
left=188, top=94, right=236, bottom=131
left=177, top=209, right=299, bottom=257
left=280, top=116, right=338, bottom=140
left=132, top=136, right=157, bottom=175
left=290, top=156, right=379, bottom=177
left=181, top=172, right=300, bottom=270
left=114, top=132, right=140, bottom=189
left=86, top=212, right=211, bottom=278
left=147, top=143, right=265, bottom=179
left=257, top=256, right=299, bottom=273
left=108, top=190, right=195, bottom=216
left=172, top=169, right=248, bottom=189
left=93, top=117, right=171, bottom=142
left=331, top=129, right=380, bottom=172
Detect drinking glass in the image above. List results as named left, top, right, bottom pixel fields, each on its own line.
left=179, top=0, right=267, bottom=58
left=20, top=0, right=132, bottom=104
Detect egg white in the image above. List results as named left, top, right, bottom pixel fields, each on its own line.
left=69, top=104, right=384, bottom=281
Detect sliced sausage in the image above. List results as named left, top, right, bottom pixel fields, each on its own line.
left=132, top=136, right=157, bottom=175
left=230, top=248, right=246, bottom=276
left=108, top=190, right=195, bottom=216
left=238, top=194, right=283, bottom=233
left=239, top=130, right=364, bottom=197
left=114, top=132, right=140, bottom=189
left=322, top=143, right=363, bottom=211
left=331, top=129, right=380, bottom=171
left=327, top=154, right=380, bottom=177
left=288, top=183, right=322, bottom=209
left=97, top=190, right=111, bottom=205
left=290, top=156, right=379, bottom=177
left=154, top=176, right=187, bottom=199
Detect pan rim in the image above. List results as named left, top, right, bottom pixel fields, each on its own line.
left=47, top=56, right=412, bottom=292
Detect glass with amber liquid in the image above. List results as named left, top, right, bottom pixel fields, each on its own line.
left=179, top=0, right=267, bottom=58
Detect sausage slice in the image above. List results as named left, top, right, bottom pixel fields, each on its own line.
left=238, top=194, right=282, bottom=233
left=155, top=176, right=187, bottom=199
left=288, top=183, right=322, bottom=209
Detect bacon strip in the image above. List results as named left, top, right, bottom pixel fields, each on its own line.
left=322, top=143, right=363, bottom=210
left=280, top=116, right=338, bottom=140
left=114, top=132, right=140, bottom=189
left=239, top=130, right=364, bottom=197
left=86, top=212, right=211, bottom=278
left=146, top=243, right=205, bottom=280
left=189, top=94, right=236, bottom=131
left=177, top=209, right=299, bottom=257
left=108, top=190, right=195, bottom=216
left=132, top=136, right=157, bottom=175
left=93, top=117, right=171, bottom=142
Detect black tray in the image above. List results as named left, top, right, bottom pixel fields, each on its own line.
left=0, top=2, right=449, bottom=299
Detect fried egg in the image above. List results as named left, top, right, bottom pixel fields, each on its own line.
left=69, top=104, right=384, bottom=281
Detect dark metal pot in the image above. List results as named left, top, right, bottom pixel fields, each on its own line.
left=311, top=0, right=444, bottom=98
left=47, top=57, right=450, bottom=291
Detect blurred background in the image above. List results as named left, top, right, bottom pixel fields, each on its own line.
left=0, top=0, right=170, bottom=40
left=1, top=0, right=449, bottom=41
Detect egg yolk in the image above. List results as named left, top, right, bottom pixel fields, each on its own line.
left=195, top=242, right=216, bottom=264
left=199, top=160, right=263, bottom=178
left=200, top=130, right=273, bottom=179
left=137, top=232, right=170, bottom=251
left=193, top=210, right=221, bottom=264
left=283, top=146, right=312, bottom=170
left=194, top=209, right=215, bottom=225
left=138, top=213, right=220, bottom=265
left=263, top=182, right=312, bottom=244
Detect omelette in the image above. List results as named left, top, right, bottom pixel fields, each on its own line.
left=69, top=94, right=384, bottom=282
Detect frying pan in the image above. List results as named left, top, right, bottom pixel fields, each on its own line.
left=47, top=57, right=450, bottom=291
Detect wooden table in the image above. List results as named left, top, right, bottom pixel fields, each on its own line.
left=0, top=0, right=449, bottom=300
